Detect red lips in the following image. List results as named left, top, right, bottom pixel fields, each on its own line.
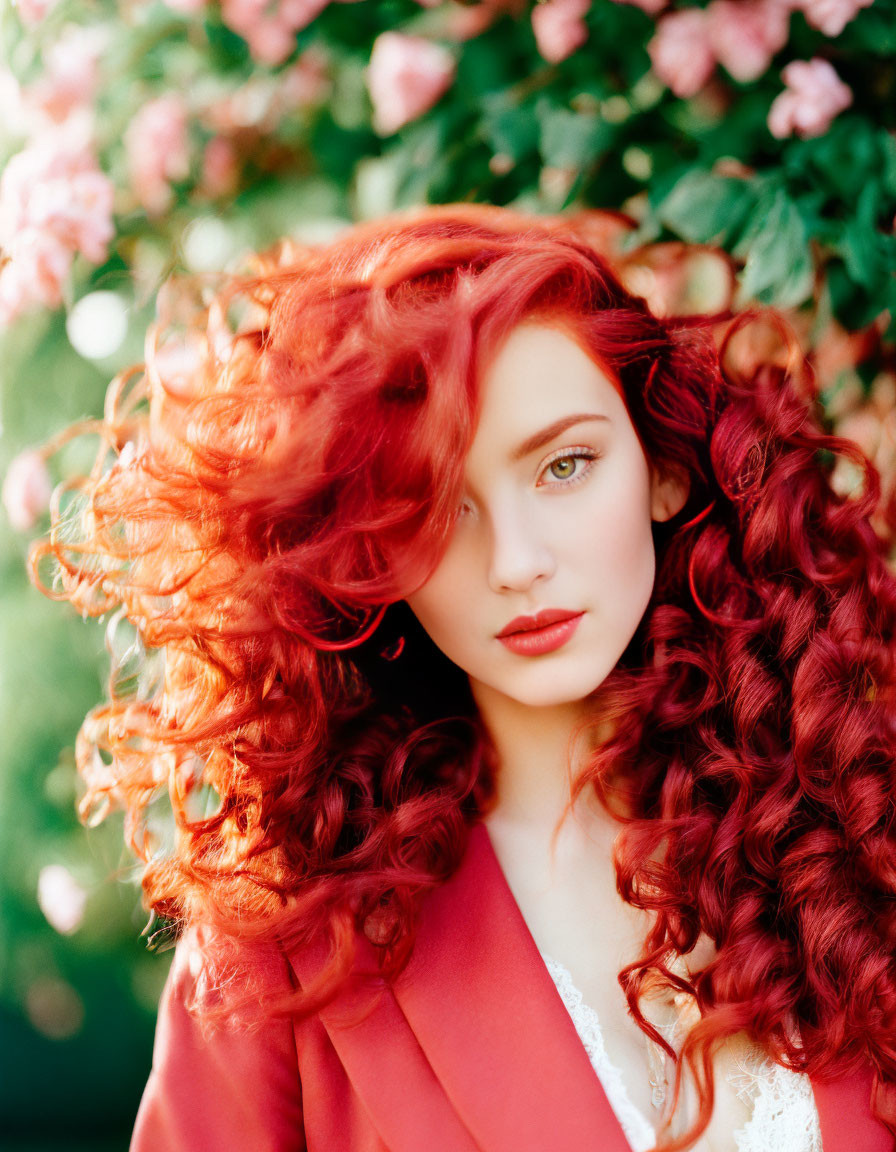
left=496, top=608, right=583, bottom=638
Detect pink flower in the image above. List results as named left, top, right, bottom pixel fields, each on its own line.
left=767, top=57, right=852, bottom=139
left=2, top=449, right=52, bottom=532
left=25, top=24, right=106, bottom=127
left=648, top=9, right=716, bottom=98
left=243, top=20, right=297, bottom=66
left=221, top=0, right=329, bottom=65
left=281, top=0, right=331, bottom=20
left=531, top=0, right=591, bottom=64
left=366, top=33, right=456, bottom=136
left=14, top=0, right=60, bottom=25
left=125, top=95, right=191, bottom=216
left=0, top=235, right=71, bottom=321
left=0, top=123, right=113, bottom=261
left=707, top=0, right=790, bottom=83
left=0, top=126, right=114, bottom=322
left=794, top=0, right=873, bottom=36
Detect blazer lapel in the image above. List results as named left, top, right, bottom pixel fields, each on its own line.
left=287, top=820, right=633, bottom=1152
left=391, top=821, right=634, bottom=1152
left=287, top=929, right=480, bottom=1152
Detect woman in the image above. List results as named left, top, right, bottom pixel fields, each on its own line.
left=30, top=204, right=896, bottom=1151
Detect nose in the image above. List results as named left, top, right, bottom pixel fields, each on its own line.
left=486, top=501, right=556, bottom=594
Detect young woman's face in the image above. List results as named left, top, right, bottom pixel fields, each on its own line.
left=405, top=321, right=686, bottom=712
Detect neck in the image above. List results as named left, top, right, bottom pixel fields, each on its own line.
left=471, top=680, right=611, bottom=844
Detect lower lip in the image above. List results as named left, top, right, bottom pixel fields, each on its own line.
left=497, top=613, right=584, bottom=656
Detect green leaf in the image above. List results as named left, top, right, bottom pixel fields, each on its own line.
left=536, top=100, right=614, bottom=170
left=655, top=170, right=756, bottom=247
left=839, top=183, right=892, bottom=292
left=481, top=94, right=540, bottom=164
left=826, top=259, right=891, bottom=331
left=735, top=187, right=814, bottom=309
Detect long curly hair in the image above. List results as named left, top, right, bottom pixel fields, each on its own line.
left=29, top=203, right=896, bottom=1150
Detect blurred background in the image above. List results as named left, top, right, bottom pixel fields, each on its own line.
left=1, top=0, right=894, bottom=1147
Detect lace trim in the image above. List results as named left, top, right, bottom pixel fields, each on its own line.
left=541, top=952, right=658, bottom=1152
left=540, top=951, right=824, bottom=1152
left=730, top=1046, right=823, bottom=1152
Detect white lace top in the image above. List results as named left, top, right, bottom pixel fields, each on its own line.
left=541, top=952, right=823, bottom=1152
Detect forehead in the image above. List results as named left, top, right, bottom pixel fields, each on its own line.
left=473, top=322, right=624, bottom=446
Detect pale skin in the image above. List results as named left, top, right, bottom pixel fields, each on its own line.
left=407, top=323, right=759, bottom=1149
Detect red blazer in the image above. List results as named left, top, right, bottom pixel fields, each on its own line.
left=131, top=822, right=894, bottom=1152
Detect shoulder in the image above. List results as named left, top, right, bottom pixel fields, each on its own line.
left=131, top=922, right=306, bottom=1152
left=164, top=920, right=299, bottom=1022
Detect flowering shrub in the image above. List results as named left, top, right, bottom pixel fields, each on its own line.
left=0, top=0, right=888, bottom=341
left=0, top=0, right=890, bottom=334
left=0, top=125, right=114, bottom=323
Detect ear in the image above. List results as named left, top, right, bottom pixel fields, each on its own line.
left=650, top=467, right=690, bottom=523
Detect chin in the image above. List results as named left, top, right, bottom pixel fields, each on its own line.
left=498, top=665, right=613, bottom=710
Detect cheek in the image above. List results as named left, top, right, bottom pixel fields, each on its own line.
left=405, top=557, right=471, bottom=660
left=581, top=460, right=656, bottom=599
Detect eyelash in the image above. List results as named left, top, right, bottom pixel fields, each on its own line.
left=454, top=446, right=600, bottom=520
left=536, top=446, right=600, bottom=488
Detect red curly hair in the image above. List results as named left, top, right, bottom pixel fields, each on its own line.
left=29, top=203, right=896, bottom=1150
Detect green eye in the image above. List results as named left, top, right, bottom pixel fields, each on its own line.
left=549, top=456, right=577, bottom=480
left=538, top=448, right=599, bottom=487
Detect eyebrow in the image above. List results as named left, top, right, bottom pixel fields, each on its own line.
left=510, top=413, right=610, bottom=462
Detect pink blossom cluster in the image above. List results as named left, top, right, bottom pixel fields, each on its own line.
left=0, top=126, right=114, bottom=325
left=124, top=95, right=191, bottom=217
left=531, top=0, right=667, bottom=64
left=0, top=20, right=115, bottom=327
left=163, top=0, right=342, bottom=66
left=366, top=33, right=456, bottom=135
left=219, top=0, right=331, bottom=66
left=9, top=24, right=105, bottom=130
left=12, top=0, right=61, bottom=25
left=767, top=57, right=853, bottom=139
left=795, top=0, right=874, bottom=36
left=530, top=0, right=874, bottom=73
left=646, top=0, right=857, bottom=137
left=627, top=0, right=871, bottom=34
left=1, top=448, right=52, bottom=533
left=648, top=0, right=792, bottom=97
left=199, top=8, right=458, bottom=138
left=648, top=0, right=872, bottom=98
left=531, top=0, right=591, bottom=63
left=164, top=0, right=522, bottom=67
